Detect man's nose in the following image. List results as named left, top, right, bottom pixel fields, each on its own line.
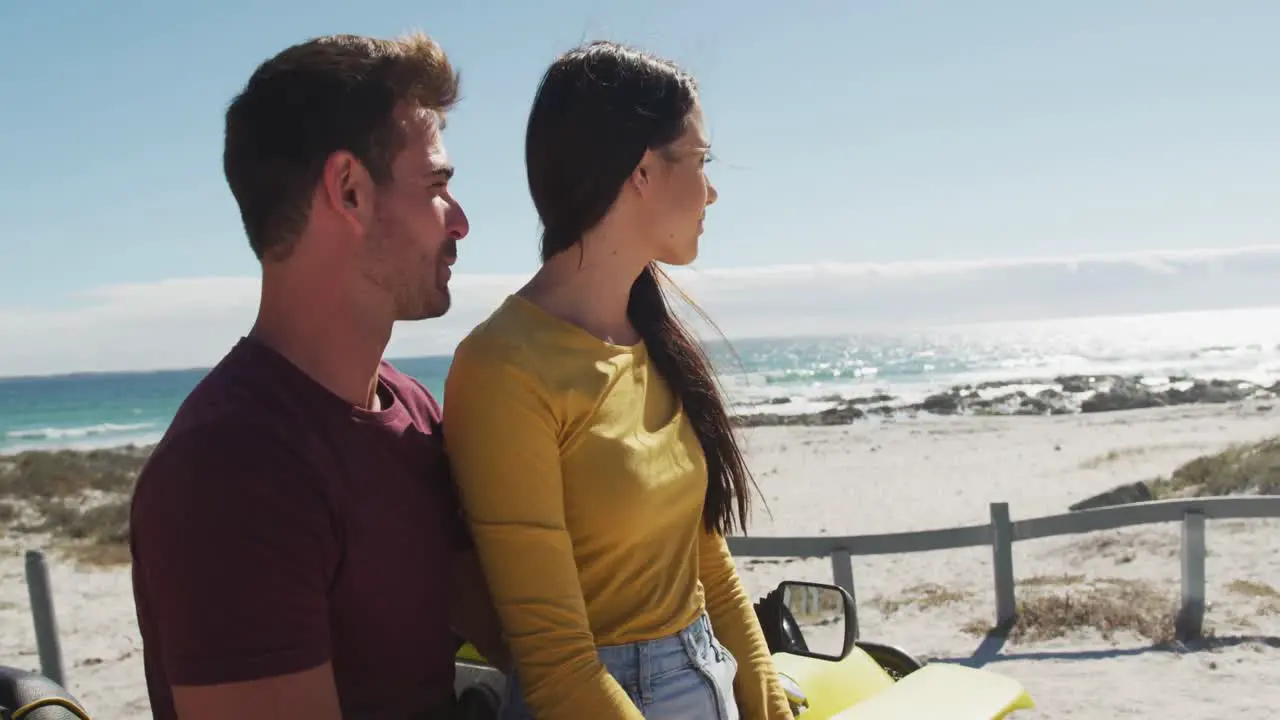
left=449, top=199, right=470, bottom=240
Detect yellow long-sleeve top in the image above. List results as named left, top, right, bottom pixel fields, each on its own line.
left=442, top=295, right=792, bottom=720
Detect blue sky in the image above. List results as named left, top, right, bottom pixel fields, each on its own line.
left=1, top=1, right=1279, bottom=375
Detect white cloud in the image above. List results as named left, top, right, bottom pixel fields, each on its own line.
left=3, top=245, right=1280, bottom=377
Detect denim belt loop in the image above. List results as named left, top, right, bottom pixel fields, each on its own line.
left=637, top=637, right=654, bottom=706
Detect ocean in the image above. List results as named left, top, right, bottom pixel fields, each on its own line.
left=5, top=305, right=1280, bottom=454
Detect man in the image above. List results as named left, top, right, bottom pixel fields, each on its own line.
left=129, top=32, right=507, bottom=720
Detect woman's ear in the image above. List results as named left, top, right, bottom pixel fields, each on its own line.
left=628, top=152, right=655, bottom=196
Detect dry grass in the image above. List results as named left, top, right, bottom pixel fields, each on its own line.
left=1020, top=573, right=1086, bottom=587
left=960, top=617, right=994, bottom=637
left=874, top=582, right=971, bottom=617
left=36, top=500, right=131, bottom=543
left=1227, top=579, right=1280, bottom=617
left=0, top=448, right=148, bottom=566
left=0, top=448, right=143, bottom=498
left=964, top=576, right=1182, bottom=644
left=1227, top=579, right=1280, bottom=600
left=64, top=543, right=133, bottom=567
left=1079, top=446, right=1150, bottom=470
left=1149, top=436, right=1280, bottom=498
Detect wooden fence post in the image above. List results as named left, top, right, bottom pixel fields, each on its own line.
left=1176, top=510, right=1206, bottom=641
left=990, top=502, right=1016, bottom=629
left=24, top=550, right=66, bottom=688
left=831, top=549, right=855, bottom=598
left=831, top=549, right=857, bottom=638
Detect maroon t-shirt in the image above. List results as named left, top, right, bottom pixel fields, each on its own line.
left=130, top=337, right=468, bottom=719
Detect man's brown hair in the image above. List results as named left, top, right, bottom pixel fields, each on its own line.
left=223, top=32, right=460, bottom=261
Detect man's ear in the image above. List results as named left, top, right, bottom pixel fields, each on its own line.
left=321, top=151, right=375, bottom=232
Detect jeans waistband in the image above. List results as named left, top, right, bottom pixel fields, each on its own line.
left=596, top=613, right=717, bottom=688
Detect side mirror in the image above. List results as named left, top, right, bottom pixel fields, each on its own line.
left=773, top=581, right=856, bottom=661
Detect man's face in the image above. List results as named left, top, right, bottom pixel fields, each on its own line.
left=361, top=105, right=469, bottom=321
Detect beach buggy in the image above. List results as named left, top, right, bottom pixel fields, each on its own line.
left=450, top=580, right=1035, bottom=719
left=0, top=580, right=1033, bottom=719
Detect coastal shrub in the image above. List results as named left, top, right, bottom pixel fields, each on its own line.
left=1149, top=436, right=1280, bottom=498
left=68, top=502, right=130, bottom=544
left=20, top=498, right=130, bottom=543
left=1227, top=579, right=1280, bottom=616
left=0, top=448, right=145, bottom=566
left=1226, top=579, right=1280, bottom=600
left=964, top=577, right=1180, bottom=644
left=0, top=449, right=143, bottom=499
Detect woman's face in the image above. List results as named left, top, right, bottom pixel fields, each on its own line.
left=641, top=104, right=718, bottom=267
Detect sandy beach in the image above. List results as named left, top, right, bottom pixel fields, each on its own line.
left=2, top=401, right=1278, bottom=718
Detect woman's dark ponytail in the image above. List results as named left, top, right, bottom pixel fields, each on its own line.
left=628, top=263, right=754, bottom=536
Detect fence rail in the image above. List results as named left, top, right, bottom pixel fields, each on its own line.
left=18, top=496, right=1280, bottom=692
left=727, top=496, right=1280, bottom=641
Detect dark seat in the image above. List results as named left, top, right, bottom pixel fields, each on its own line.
left=0, top=666, right=90, bottom=720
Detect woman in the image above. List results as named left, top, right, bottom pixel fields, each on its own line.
left=443, top=41, right=793, bottom=720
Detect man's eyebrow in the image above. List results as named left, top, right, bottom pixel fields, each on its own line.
left=429, top=165, right=455, bottom=181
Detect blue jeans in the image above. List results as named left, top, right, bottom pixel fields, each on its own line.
left=501, top=613, right=741, bottom=719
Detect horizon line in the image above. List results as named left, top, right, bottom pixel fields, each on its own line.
left=5, top=301, right=1280, bottom=383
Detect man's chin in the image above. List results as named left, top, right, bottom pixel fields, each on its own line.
left=423, top=299, right=451, bottom=320
left=398, top=291, right=451, bottom=322
left=434, top=286, right=452, bottom=316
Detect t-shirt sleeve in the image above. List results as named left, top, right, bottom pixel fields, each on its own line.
left=393, top=365, right=475, bottom=554
left=443, top=340, right=643, bottom=720
left=130, top=422, right=340, bottom=686
left=698, top=529, right=794, bottom=720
